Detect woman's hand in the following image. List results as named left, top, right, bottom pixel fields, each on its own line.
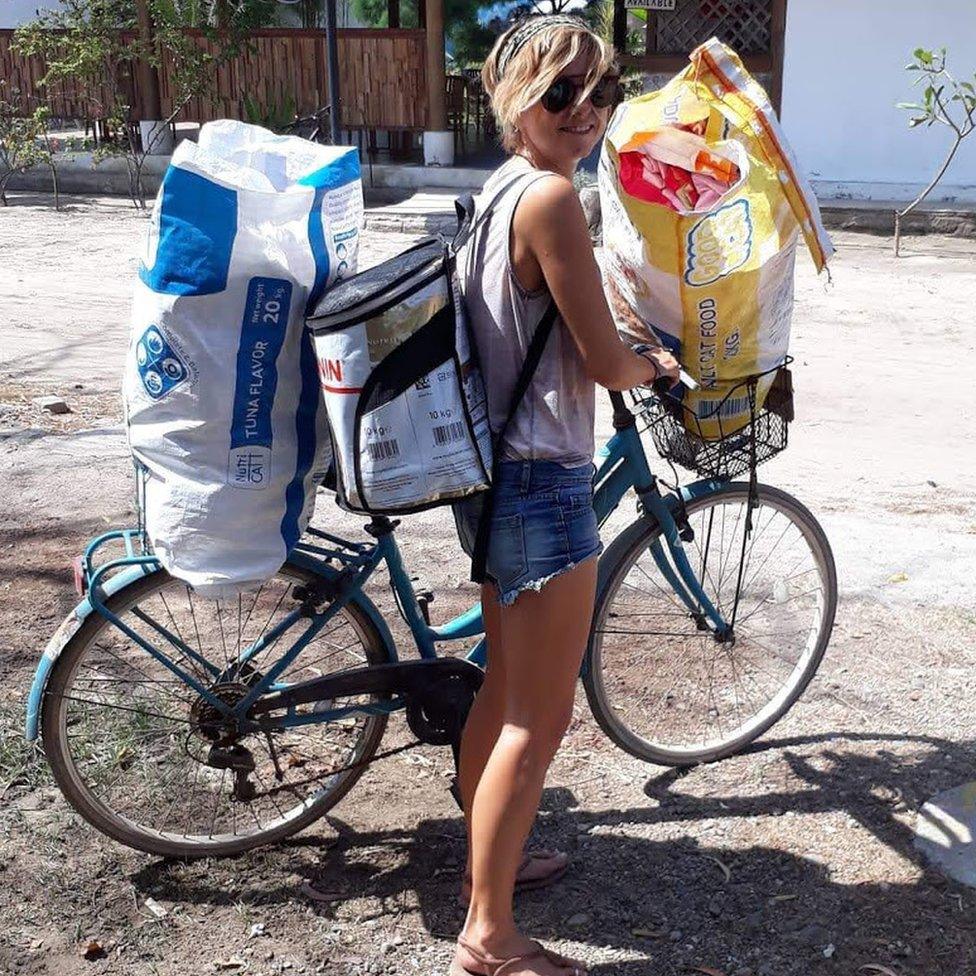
left=606, top=277, right=682, bottom=388
left=639, top=346, right=681, bottom=387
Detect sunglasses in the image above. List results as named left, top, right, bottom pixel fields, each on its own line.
left=541, top=74, right=621, bottom=114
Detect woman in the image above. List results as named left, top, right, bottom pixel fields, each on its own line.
left=452, top=15, right=679, bottom=976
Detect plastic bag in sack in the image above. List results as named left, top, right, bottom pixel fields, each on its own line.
left=124, top=120, right=363, bottom=597
left=599, top=38, right=833, bottom=438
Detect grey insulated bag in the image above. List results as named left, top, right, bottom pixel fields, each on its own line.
left=306, top=176, right=548, bottom=520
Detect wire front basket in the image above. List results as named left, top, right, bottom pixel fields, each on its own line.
left=632, top=359, right=794, bottom=481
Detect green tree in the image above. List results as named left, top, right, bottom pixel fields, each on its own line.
left=0, top=83, right=60, bottom=208
left=351, top=0, right=604, bottom=69
left=14, top=0, right=276, bottom=208
left=894, top=47, right=976, bottom=255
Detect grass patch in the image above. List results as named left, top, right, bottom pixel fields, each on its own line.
left=0, top=697, right=52, bottom=800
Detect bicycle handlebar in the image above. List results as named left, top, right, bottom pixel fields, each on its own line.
left=651, top=369, right=698, bottom=396
left=609, top=367, right=697, bottom=428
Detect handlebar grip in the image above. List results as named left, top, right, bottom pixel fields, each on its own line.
left=652, top=369, right=699, bottom=398
left=608, top=389, right=628, bottom=412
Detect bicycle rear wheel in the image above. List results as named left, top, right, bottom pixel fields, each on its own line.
left=42, top=562, right=393, bottom=857
left=584, top=483, right=836, bottom=766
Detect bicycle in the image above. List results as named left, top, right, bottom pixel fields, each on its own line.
left=282, top=103, right=377, bottom=185
left=283, top=105, right=335, bottom=144
left=26, top=369, right=837, bottom=857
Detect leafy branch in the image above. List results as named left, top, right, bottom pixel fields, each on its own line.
left=894, top=47, right=975, bottom=255
left=13, top=0, right=275, bottom=210
left=0, top=83, right=61, bottom=208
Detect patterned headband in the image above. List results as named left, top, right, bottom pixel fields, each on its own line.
left=495, top=15, right=589, bottom=78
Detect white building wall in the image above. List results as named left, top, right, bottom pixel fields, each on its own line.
left=781, top=0, right=976, bottom=203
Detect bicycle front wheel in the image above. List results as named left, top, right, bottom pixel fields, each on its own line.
left=42, top=562, right=393, bottom=857
left=585, top=482, right=836, bottom=766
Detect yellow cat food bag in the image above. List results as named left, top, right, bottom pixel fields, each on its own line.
left=599, top=38, right=833, bottom=439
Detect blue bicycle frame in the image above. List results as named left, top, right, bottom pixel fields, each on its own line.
left=37, top=399, right=732, bottom=737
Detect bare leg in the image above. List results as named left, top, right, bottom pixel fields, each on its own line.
left=458, top=586, right=506, bottom=872
left=459, top=560, right=597, bottom=965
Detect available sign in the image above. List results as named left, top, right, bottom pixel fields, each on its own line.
left=626, top=0, right=677, bottom=8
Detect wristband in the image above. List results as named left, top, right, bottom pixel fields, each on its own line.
left=631, top=343, right=663, bottom=380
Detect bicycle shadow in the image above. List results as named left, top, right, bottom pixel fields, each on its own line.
left=132, top=731, right=976, bottom=975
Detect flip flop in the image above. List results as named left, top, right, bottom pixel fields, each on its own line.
left=448, top=935, right=587, bottom=976
left=459, top=850, right=569, bottom=906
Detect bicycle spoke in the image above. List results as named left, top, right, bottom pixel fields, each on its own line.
left=158, top=592, right=209, bottom=685
left=633, top=560, right=688, bottom=615
left=237, top=581, right=270, bottom=648
left=251, top=585, right=293, bottom=650
left=186, top=588, right=208, bottom=665
left=593, top=487, right=831, bottom=759
left=209, top=769, right=227, bottom=838
left=157, top=752, right=201, bottom=828
left=594, top=622, right=707, bottom=636
left=84, top=634, right=192, bottom=710
left=57, top=693, right=191, bottom=725
left=733, top=584, right=822, bottom=629
left=53, top=565, right=386, bottom=853
left=181, top=762, right=203, bottom=837
left=215, top=599, right=230, bottom=670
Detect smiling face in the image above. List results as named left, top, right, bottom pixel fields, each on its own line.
left=516, top=54, right=611, bottom=172
left=482, top=20, right=618, bottom=174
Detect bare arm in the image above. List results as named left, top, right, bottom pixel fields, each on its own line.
left=512, top=174, right=678, bottom=391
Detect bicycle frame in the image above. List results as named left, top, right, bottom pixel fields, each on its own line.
left=31, top=399, right=733, bottom=737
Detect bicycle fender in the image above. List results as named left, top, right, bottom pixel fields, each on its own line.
left=677, top=478, right=732, bottom=507
left=25, top=564, right=156, bottom=742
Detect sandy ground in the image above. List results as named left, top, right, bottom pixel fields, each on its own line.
left=1, top=193, right=976, bottom=976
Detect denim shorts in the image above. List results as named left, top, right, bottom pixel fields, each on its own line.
left=456, top=459, right=602, bottom=607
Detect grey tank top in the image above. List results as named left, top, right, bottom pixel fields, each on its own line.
left=457, top=156, right=595, bottom=467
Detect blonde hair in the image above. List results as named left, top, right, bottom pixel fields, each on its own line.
left=482, top=17, right=617, bottom=153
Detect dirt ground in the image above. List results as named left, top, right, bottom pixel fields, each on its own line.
left=1, top=193, right=976, bottom=976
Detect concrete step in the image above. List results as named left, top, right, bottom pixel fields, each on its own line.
left=364, top=188, right=467, bottom=236
left=818, top=198, right=976, bottom=238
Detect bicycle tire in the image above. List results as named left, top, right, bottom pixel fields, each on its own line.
left=584, top=482, right=837, bottom=766
left=42, top=562, right=394, bottom=857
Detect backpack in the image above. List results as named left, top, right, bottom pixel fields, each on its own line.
left=306, top=176, right=556, bottom=519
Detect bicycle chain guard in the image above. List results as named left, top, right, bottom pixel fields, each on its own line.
left=405, top=671, right=480, bottom=746
left=240, top=657, right=484, bottom=805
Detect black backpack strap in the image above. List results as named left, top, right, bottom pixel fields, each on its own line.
left=469, top=299, right=559, bottom=584
left=494, top=300, right=558, bottom=449
left=455, top=193, right=475, bottom=236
